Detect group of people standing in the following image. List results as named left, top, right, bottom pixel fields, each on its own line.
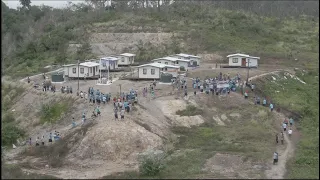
left=29, top=131, right=60, bottom=147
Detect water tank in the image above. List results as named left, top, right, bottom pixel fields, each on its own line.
left=51, top=72, right=64, bottom=82
left=160, top=73, right=173, bottom=83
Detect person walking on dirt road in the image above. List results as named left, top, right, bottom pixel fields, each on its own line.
left=269, top=103, right=274, bottom=112
left=114, top=108, right=119, bottom=121
left=289, top=117, right=294, bottom=126
left=280, top=133, right=284, bottom=145
left=288, top=128, right=292, bottom=137
left=276, top=134, right=279, bottom=144
left=120, top=109, right=125, bottom=120
left=273, top=152, right=279, bottom=165
left=282, top=122, right=287, bottom=132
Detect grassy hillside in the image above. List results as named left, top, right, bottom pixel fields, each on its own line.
left=2, top=1, right=319, bottom=77
left=253, top=70, right=319, bottom=179
left=2, top=1, right=319, bottom=179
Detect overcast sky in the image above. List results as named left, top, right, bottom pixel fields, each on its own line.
left=3, top=0, right=83, bottom=9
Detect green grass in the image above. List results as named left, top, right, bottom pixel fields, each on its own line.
left=176, top=105, right=203, bottom=116
left=1, top=83, right=26, bottom=147
left=104, top=104, right=275, bottom=179
left=39, top=98, right=73, bottom=124
left=253, top=70, right=319, bottom=179
left=1, top=164, right=58, bottom=179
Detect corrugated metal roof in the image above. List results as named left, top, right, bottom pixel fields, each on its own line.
left=153, top=57, right=191, bottom=62
left=226, top=53, right=250, bottom=58
left=175, top=53, right=200, bottom=58
left=248, top=56, right=260, bottom=59
left=120, top=53, right=136, bottom=57
left=79, top=62, right=100, bottom=67
left=137, top=63, right=180, bottom=69
left=100, top=57, right=119, bottom=61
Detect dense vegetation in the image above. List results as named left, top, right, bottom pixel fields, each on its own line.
left=2, top=0, right=319, bottom=179
left=1, top=83, right=26, bottom=146
left=2, top=1, right=319, bottom=77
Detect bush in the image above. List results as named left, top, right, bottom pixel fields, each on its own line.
left=40, top=101, right=69, bottom=124
left=179, top=66, right=186, bottom=71
left=138, top=151, right=166, bottom=176
left=176, top=105, right=203, bottom=116
left=1, top=123, right=25, bottom=146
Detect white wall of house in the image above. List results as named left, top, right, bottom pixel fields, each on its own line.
left=170, top=55, right=200, bottom=66
left=117, top=56, right=135, bottom=65
left=246, top=58, right=258, bottom=67
left=228, top=56, right=245, bottom=66
left=66, top=65, right=99, bottom=78
left=176, top=61, right=189, bottom=70
left=161, top=67, right=179, bottom=77
left=138, top=66, right=161, bottom=79
left=98, top=60, right=119, bottom=70
left=153, top=59, right=176, bottom=66
left=118, top=56, right=128, bottom=65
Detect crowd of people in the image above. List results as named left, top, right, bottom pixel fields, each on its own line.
left=26, top=71, right=295, bottom=168
left=27, top=131, right=61, bottom=147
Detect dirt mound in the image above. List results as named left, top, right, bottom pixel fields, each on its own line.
left=67, top=120, right=163, bottom=163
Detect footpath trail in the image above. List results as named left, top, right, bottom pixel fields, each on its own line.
left=247, top=71, right=295, bottom=179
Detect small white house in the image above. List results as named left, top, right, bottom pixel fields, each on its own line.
left=169, top=53, right=201, bottom=66
left=136, top=63, right=180, bottom=79
left=117, top=53, right=136, bottom=66
left=151, top=57, right=190, bottom=71
left=63, top=62, right=100, bottom=78
left=98, top=57, right=119, bottom=71
left=227, top=53, right=260, bottom=67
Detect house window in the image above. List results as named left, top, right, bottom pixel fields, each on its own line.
left=232, top=58, right=238, bottom=63
left=90, top=67, right=92, bottom=73
left=165, top=62, right=168, bottom=65
left=96, top=67, right=98, bottom=72
left=143, top=68, right=147, bottom=74
left=80, top=68, right=84, bottom=74
left=72, top=68, right=76, bottom=74
left=176, top=61, right=179, bottom=64
left=158, top=62, right=161, bottom=63
left=165, top=68, right=167, bottom=71
left=102, top=61, right=107, bottom=67
left=151, top=69, right=155, bottom=75
left=122, top=58, right=125, bottom=62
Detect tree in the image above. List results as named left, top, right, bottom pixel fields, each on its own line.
left=19, top=0, right=31, bottom=9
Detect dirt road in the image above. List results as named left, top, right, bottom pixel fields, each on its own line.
left=248, top=71, right=295, bottom=179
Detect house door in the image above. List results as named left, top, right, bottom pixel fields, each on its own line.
left=93, top=67, right=95, bottom=76
left=241, top=58, right=246, bottom=67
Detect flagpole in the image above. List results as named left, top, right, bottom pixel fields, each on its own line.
left=99, top=58, right=102, bottom=83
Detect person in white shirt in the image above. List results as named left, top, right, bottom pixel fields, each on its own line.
left=282, top=123, right=287, bottom=132
left=288, top=128, right=292, bottom=137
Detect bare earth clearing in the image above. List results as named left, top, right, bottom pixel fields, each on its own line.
left=4, top=63, right=296, bottom=179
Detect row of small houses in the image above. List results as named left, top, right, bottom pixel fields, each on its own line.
left=62, top=52, right=259, bottom=81
left=135, top=53, right=201, bottom=80
left=63, top=53, right=136, bottom=78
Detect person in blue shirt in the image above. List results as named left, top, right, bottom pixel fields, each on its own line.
left=263, top=98, right=267, bottom=106
left=289, top=118, right=294, bottom=126
left=270, top=103, right=274, bottom=112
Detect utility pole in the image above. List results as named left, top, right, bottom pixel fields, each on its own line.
left=77, top=60, right=80, bottom=95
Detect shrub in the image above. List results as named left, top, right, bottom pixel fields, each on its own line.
left=40, top=101, right=69, bottom=124
left=138, top=151, right=166, bottom=176
left=179, top=66, right=186, bottom=71
left=176, top=105, right=203, bottom=116
left=1, top=123, right=25, bottom=146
